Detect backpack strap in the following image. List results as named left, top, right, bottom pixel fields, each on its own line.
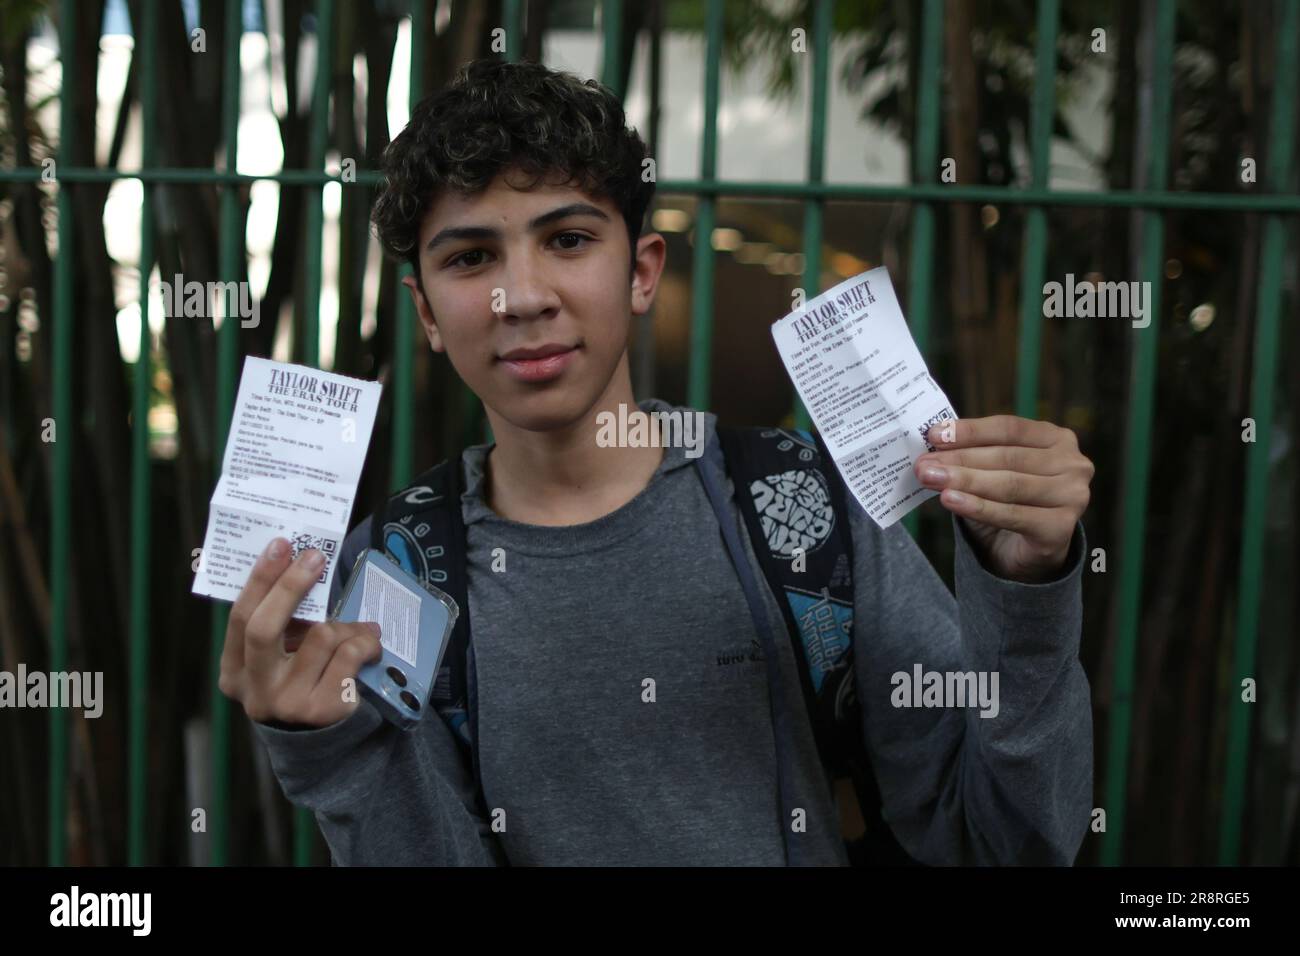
left=714, top=426, right=856, bottom=770
left=369, top=453, right=497, bottom=856
left=694, top=439, right=811, bottom=865
left=711, top=425, right=919, bottom=865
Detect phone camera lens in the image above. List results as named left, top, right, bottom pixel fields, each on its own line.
left=399, top=691, right=420, bottom=712
left=386, top=666, right=408, bottom=687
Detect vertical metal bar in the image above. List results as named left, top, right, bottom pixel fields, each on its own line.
left=293, top=0, right=336, bottom=866
left=1219, top=0, right=1298, bottom=865
left=391, top=1, right=427, bottom=485
left=47, top=0, right=77, bottom=867
left=793, top=0, right=831, bottom=432
left=505, top=0, right=523, bottom=62
left=687, top=0, right=723, bottom=411
left=906, top=0, right=943, bottom=358
left=128, top=0, right=159, bottom=867
left=635, top=0, right=664, bottom=401
left=1014, top=0, right=1058, bottom=418
left=209, top=0, right=244, bottom=866
left=303, top=0, right=333, bottom=368
left=1102, top=0, right=1175, bottom=866
left=601, top=0, right=624, bottom=98
left=901, top=0, right=943, bottom=537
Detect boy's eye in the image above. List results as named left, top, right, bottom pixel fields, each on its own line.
left=552, top=231, right=590, bottom=250
left=448, top=249, right=488, bottom=269
left=446, top=232, right=591, bottom=269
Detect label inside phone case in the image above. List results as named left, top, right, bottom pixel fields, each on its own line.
left=360, top=561, right=422, bottom=667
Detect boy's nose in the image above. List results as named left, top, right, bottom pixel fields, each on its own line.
left=496, top=262, right=561, bottom=320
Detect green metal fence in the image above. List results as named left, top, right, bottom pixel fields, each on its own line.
left=5, top=0, right=1295, bottom=866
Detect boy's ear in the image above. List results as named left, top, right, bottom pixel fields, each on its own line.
left=630, top=231, right=667, bottom=317
left=402, top=273, right=445, bottom=353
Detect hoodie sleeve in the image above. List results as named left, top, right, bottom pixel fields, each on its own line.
left=252, top=516, right=504, bottom=865
left=849, top=503, right=1094, bottom=865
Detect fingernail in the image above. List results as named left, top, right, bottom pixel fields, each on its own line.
left=370, top=623, right=383, bottom=638
left=305, top=550, right=326, bottom=570
left=945, top=490, right=966, bottom=505
left=922, top=465, right=948, bottom=483
left=265, top=538, right=285, bottom=559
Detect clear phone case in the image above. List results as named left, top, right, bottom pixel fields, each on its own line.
left=329, top=547, right=459, bottom=730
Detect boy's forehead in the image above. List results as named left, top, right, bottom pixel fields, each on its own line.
left=420, top=169, right=615, bottom=233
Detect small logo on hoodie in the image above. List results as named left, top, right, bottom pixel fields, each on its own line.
left=716, top=639, right=765, bottom=669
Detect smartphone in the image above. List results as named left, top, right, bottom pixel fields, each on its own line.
left=329, top=547, right=459, bottom=730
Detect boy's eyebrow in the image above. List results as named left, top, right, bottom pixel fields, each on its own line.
left=424, top=202, right=611, bottom=253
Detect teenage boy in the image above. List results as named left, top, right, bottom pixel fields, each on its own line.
left=218, top=59, right=1096, bottom=866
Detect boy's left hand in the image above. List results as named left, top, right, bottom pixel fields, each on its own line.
left=915, top=415, right=1094, bottom=583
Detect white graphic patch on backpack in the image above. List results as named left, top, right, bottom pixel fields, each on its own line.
left=749, top=469, right=835, bottom=558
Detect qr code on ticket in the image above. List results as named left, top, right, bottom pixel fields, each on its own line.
left=288, top=532, right=338, bottom=583
left=918, top=408, right=956, bottom=453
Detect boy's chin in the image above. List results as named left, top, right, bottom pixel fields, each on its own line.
left=482, top=385, right=610, bottom=435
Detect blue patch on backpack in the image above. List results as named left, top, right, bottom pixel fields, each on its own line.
left=783, top=587, right=853, bottom=693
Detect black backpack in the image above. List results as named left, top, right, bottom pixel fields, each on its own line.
left=367, top=424, right=918, bottom=866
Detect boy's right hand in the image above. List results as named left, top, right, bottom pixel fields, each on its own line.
left=219, top=537, right=382, bottom=728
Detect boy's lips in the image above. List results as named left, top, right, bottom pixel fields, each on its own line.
left=496, top=343, right=581, bottom=383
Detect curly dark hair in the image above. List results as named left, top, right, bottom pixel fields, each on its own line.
left=371, top=58, right=656, bottom=278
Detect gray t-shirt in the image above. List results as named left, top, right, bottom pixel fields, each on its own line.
left=255, top=398, right=1093, bottom=866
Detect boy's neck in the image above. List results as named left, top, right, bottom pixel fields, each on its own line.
left=480, top=362, right=665, bottom=527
